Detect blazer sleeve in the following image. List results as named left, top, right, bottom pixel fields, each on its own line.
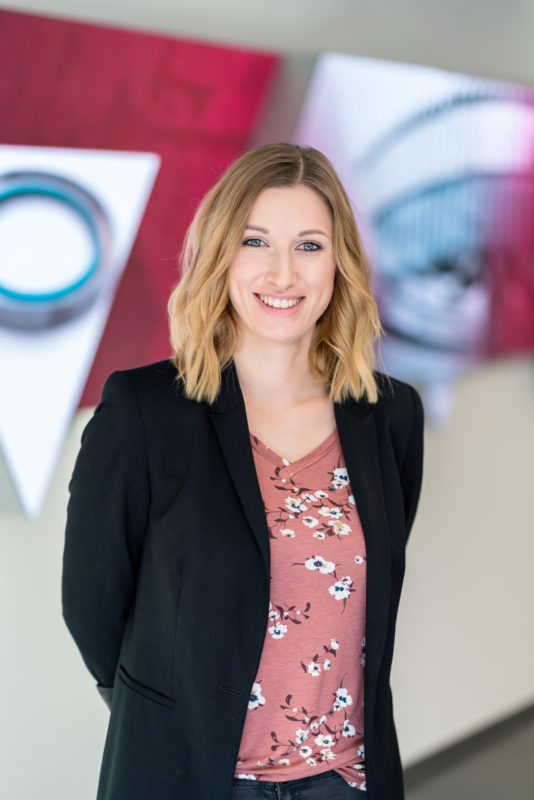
left=401, top=385, right=425, bottom=542
left=62, top=370, right=150, bottom=699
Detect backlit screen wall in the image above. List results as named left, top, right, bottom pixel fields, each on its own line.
left=296, top=54, right=534, bottom=421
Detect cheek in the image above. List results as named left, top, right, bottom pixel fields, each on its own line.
left=227, top=262, right=244, bottom=301
left=228, top=256, right=254, bottom=292
left=315, top=263, right=336, bottom=296
left=317, top=270, right=336, bottom=312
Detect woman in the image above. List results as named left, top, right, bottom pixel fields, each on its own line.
left=63, top=143, right=424, bottom=800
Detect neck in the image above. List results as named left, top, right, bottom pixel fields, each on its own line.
left=232, top=337, right=328, bottom=410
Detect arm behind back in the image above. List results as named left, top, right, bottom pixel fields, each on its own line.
left=62, top=371, right=150, bottom=696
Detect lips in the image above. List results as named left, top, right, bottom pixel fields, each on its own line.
left=255, top=293, right=304, bottom=309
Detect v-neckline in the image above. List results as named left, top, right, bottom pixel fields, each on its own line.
left=249, top=428, right=339, bottom=474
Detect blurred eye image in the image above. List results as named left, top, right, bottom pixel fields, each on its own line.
left=375, top=178, right=492, bottom=355
left=365, top=98, right=534, bottom=360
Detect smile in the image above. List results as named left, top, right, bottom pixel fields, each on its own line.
left=256, top=294, right=303, bottom=309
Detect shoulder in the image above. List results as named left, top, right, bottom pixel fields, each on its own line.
left=100, top=359, right=208, bottom=435
left=336, top=370, right=423, bottom=441
left=102, top=359, right=186, bottom=406
left=371, top=372, right=424, bottom=456
left=373, top=371, right=422, bottom=416
left=351, top=371, right=424, bottom=445
left=107, top=358, right=178, bottom=392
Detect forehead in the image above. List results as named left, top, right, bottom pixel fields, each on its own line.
left=247, top=185, right=332, bottom=230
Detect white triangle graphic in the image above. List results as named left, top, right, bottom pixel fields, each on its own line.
left=0, top=145, right=160, bottom=518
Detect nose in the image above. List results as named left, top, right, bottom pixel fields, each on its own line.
left=267, top=249, right=296, bottom=290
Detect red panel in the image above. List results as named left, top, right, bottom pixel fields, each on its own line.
left=0, top=10, right=278, bottom=405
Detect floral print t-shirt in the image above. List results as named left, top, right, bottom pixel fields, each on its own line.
left=234, top=428, right=367, bottom=790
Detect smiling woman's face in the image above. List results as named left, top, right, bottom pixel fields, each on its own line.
left=228, top=185, right=336, bottom=351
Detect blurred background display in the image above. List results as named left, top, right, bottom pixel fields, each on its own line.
left=296, top=54, right=534, bottom=421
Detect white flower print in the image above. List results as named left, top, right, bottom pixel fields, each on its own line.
left=348, top=494, right=356, bottom=505
left=330, top=638, right=339, bottom=650
left=304, top=556, right=336, bottom=574
left=307, top=661, right=321, bottom=677
left=318, top=506, right=332, bottom=517
left=354, top=555, right=365, bottom=564
left=237, top=774, right=257, bottom=780
left=324, top=659, right=331, bottom=670
left=333, top=687, right=353, bottom=711
left=353, top=763, right=364, bottom=770
left=285, top=497, right=307, bottom=513
left=331, top=467, right=349, bottom=489
left=299, top=746, right=313, bottom=757
left=302, top=493, right=316, bottom=503
left=358, top=744, right=365, bottom=758
left=320, top=747, right=335, bottom=761
left=306, top=757, right=316, bottom=766
left=360, top=781, right=367, bottom=790
left=328, top=520, right=351, bottom=536
left=315, top=734, right=335, bottom=748
left=295, top=728, right=309, bottom=744
left=313, top=531, right=326, bottom=540
left=342, top=720, right=356, bottom=737
left=348, top=782, right=357, bottom=788
left=268, top=603, right=280, bottom=620
left=328, top=507, right=344, bottom=519
left=328, top=576, right=353, bottom=600
left=280, top=528, right=295, bottom=538
left=314, top=490, right=328, bottom=499
left=361, top=637, right=366, bottom=647
left=302, top=515, right=319, bottom=528
left=248, top=682, right=265, bottom=709
left=268, top=623, right=288, bottom=639
left=279, top=758, right=290, bottom=766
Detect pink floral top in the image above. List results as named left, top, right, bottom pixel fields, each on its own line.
left=234, top=428, right=367, bottom=790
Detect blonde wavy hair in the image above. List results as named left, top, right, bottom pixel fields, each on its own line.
left=168, top=143, right=382, bottom=404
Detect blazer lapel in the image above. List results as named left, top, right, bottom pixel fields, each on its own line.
left=208, top=363, right=271, bottom=578
left=334, top=399, right=392, bottom=695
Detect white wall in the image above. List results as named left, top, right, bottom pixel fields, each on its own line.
left=392, top=355, right=534, bottom=764
left=0, top=408, right=108, bottom=800
left=1, top=357, right=533, bottom=798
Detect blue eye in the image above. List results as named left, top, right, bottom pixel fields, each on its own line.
left=242, top=237, right=264, bottom=247
left=299, top=241, right=321, bottom=251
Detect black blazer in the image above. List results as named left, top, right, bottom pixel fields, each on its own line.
left=62, top=359, right=424, bottom=800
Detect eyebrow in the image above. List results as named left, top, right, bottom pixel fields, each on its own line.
left=245, top=225, right=269, bottom=233
left=245, top=225, right=329, bottom=237
left=298, top=229, right=329, bottom=237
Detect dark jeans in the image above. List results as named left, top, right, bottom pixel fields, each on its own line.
left=231, top=769, right=366, bottom=799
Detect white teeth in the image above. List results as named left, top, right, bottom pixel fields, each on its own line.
left=258, top=295, right=302, bottom=308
